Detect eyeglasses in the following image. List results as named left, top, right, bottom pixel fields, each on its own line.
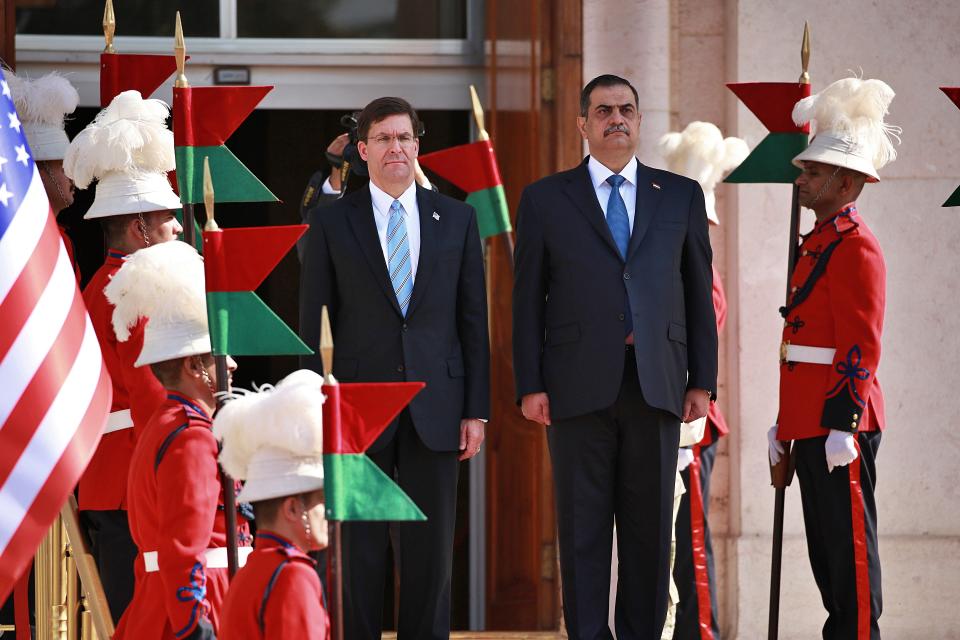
left=366, top=133, right=417, bottom=147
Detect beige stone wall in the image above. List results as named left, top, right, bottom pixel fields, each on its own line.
left=586, top=0, right=960, bottom=637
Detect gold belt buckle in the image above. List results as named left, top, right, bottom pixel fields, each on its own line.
left=779, top=340, right=790, bottom=365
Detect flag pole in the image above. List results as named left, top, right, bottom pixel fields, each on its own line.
left=469, top=85, right=515, bottom=270
left=768, top=22, right=810, bottom=640
left=319, top=306, right=345, bottom=640
left=202, top=156, right=240, bottom=578
left=174, top=13, right=198, bottom=251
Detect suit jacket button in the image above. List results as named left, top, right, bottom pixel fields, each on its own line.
left=397, top=365, right=405, bottom=373
left=623, top=272, right=631, bottom=280
left=618, top=313, right=625, bottom=321
left=402, top=323, right=408, bottom=332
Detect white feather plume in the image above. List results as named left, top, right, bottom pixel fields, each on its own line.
left=64, top=90, right=174, bottom=189
left=656, top=121, right=749, bottom=193
left=792, top=76, right=901, bottom=170
left=6, top=71, right=78, bottom=127
left=104, top=241, right=206, bottom=342
left=214, top=370, right=326, bottom=481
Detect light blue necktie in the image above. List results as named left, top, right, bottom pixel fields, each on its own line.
left=387, top=199, right=414, bottom=316
left=605, top=175, right=633, bottom=335
left=605, top=174, right=630, bottom=259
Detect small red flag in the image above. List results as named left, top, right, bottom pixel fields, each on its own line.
left=419, top=139, right=503, bottom=193
left=100, top=53, right=181, bottom=107
left=173, top=86, right=273, bottom=147
left=203, top=225, right=306, bottom=292
left=726, top=82, right=812, bottom=133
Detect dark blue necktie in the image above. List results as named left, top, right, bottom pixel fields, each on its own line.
left=605, top=174, right=630, bottom=259
left=605, top=174, right=633, bottom=336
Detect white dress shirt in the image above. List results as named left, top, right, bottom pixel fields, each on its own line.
left=321, top=175, right=431, bottom=195
left=368, top=180, right=421, bottom=280
left=587, top=155, right=638, bottom=233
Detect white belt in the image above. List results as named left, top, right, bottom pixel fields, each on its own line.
left=780, top=342, right=836, bottom=365
left=143, top=546, right=253, bottom=573
left=103, top=409, right=133, bottom=434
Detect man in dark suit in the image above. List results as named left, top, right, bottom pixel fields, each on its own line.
left=299, top=96, right=489, bottom=639
left=512, top=74, right=718, bottom=639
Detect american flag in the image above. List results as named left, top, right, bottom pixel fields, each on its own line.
left=0, top=70, right=113, bottom=601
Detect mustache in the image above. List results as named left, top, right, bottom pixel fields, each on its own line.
left=604, top=124, right=629, bottom=136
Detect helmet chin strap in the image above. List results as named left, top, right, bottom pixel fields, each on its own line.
left=41, top=162, right=68, bottom=211
left=137, top=212, right=152, bottom=247
left=195, top=356, right=216, bottom=396
left=810, top=165, right=842, bottom=206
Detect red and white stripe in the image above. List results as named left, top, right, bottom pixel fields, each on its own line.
left=848, top=439, right=871, bottom=640
left=0, top=166, right=112, bottom=602
left=688, top=446, right=715, bottom=640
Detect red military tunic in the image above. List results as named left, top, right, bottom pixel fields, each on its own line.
left=220, top=532, right=330, bottom=640
left=777, top=204, right=885, bottom=441
left=79, top=248, right=166, bottom=510
left=116, top=392, right=252, bottom=640
left=700, top=266, right=729, bottom=447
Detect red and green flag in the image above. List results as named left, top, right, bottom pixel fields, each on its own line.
left=418, top=139, right=511, bottom=238
left=100, top=52, right=181, bottom=106
left=724, top=83, right=812, bottom=184
left=202, top=225, right=311, bottom=356
left=941, top=87, right=960, bottom=207
left=173, top=85, right=277, bottom=205
left=322, top=381, right=426, bottom=521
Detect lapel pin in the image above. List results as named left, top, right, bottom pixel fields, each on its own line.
left=432, top=212, right=440, bottom=221
left=651, top=182, right=662, bottom=190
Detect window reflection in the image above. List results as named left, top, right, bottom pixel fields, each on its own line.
left=17, top=0, right=218, bottom=37
left=237, top=0, right=467, bottom=39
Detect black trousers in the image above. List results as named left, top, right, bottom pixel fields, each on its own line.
left=80, top=509, right=137, bottom=624
left=795, top=431, right=882, bottom=640
left=343, top=411, right=460, bottom=640
left=673, top=433, right=720, bottom=640
left=548, top=348, right=680, bottom=640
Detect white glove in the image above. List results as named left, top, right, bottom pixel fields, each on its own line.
left=767, top=425, right=785, bottom=466
left=825, top=429, right=858, bottom=473
left=678, top=448, right=695, bottom=472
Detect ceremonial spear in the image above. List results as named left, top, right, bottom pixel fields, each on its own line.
left=173, top=14, right=196, bottom=250
left=200, top=158, right=241, bottom=577
left=770, top=26, right=809, bottom=640
left=723, top=23, right=811, bottom=640
left=769, top=27, right=810, bottom=640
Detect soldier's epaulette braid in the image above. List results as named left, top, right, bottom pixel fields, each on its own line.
left=779, top=237, right=843, bottom=318
left=832, top=206, right=860, bottom=235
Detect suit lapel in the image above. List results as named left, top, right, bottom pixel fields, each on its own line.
left=626, top=162, right=664, bottom=260
left=406, top=185, right=438, bottom=317
left=563, top=160, right=623, bottom=260
left=347, top=186, right=402, bottom=316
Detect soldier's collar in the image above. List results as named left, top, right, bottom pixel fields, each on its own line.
left=805, top=203, right=858, bottom=239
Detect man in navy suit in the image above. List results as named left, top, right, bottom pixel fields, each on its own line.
left=299, top=97, right=490, bottom=639
left=512, top=74, right=718, bottom=639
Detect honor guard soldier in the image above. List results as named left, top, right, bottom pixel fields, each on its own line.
left=105, top=241, right=250, bottom=640
left=6, top=71, right=81, bottom=279
left=216, top=369, right=331, bottom=640
left=62, top=89, right=184, bottom=621
left=769, top=76, right=900, bottom=640
left=657, top=121, right=748, bottom=640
